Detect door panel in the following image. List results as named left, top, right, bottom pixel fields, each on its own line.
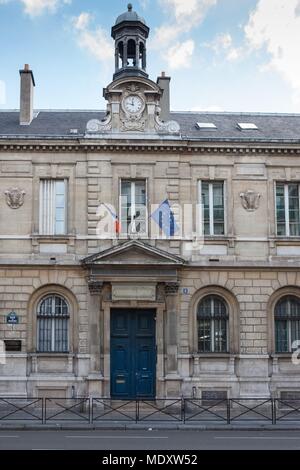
left=136, top=338, right=155, bottom=397
left=110, top=338, right=131, bottom=397
left=110, top=309, right=156, bottom=399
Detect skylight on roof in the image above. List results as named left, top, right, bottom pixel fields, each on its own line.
left=196, top=122, right=217, bottom=130
left=237, top=122, right=258, bottom=130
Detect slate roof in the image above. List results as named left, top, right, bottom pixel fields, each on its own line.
left=1, top=110, right=300, bottom=143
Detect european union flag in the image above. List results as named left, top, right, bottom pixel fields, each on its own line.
left=151, top=199, right=178, bottom=237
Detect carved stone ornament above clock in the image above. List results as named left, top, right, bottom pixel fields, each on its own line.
left=86, top=77, right=180, bottom=137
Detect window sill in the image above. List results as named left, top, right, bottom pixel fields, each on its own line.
left=193, top=353, right=233, bottom=358
left=203, top=236, right=230, bottom=241
left=32, top=235, right=75, bottom=242
left=271, top=353, right=294, bottom=358
left=274, top=238, right=300, bottom=243
left=31, top=352, right=73, bottom=357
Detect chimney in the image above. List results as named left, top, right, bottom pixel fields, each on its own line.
left=157, top=71, right=171, bottom=122
left=19, top=64, right=35, bottom=125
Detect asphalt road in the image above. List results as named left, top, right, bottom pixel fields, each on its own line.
left=0, top=430, right=300, bottom=450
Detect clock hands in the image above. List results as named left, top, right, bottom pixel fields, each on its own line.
left=124, top=95, right=143, bottom=113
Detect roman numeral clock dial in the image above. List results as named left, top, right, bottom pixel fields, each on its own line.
left=123, top=95, right=145, bottom=115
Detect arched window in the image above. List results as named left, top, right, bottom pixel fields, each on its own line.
left=275, top=296, right=300, bottom=352
left=37, top=295, right=69, bottom=353
left=127, top=39, right=137, bottom=66
left=197, top=295, right=229, bottom=353
left=118, top=41, right=124, bottom=68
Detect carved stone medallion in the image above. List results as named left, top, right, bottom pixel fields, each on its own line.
left=240, top=190, right=261, bottom=212
left=4, top=187, right=26, bottom=209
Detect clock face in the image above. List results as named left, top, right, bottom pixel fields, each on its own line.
left=123, top=95, right=144, bottom=114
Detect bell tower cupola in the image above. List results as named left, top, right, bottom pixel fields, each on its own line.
left=112, top=3, right=149, bottom=81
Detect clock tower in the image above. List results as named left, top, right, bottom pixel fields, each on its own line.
left=86, top=3, right=180, bottom=137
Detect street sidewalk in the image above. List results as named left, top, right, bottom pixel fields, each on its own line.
left=1, top=421, right=300, bottom=431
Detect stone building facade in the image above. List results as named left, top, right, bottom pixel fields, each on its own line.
left=1, top=5, right=300, bottom=400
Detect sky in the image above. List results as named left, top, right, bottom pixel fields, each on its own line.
left=1, top=0, right=300, bottom=113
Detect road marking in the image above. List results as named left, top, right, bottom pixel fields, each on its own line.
left=215, top=437, right=300, bottom=440
left=0, top=436, right=19, bottom=438
left=65, top=435, right=168, bottom=439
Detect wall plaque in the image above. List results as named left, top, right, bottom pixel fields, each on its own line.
left=112, top=284, right=156, bottom=301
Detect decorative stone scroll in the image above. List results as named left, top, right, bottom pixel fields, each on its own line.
left=86, top=114, right=112, bottom=134
left=155, top=110, right=180, bottom=136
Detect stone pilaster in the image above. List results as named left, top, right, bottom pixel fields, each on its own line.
left=87, top=276, right=103, bottom=394
left=164, top=282, right=180, bottom=376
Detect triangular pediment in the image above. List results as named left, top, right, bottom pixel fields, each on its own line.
left=82, top=240, right=185, bottom=266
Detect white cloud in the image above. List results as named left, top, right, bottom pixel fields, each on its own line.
left=161, top=0, right=216, bottom=25
left=164, top=40, right=195, bottom=69
left=244, top=0, right=300, bottom=105
left=71, top=12, right=114, bottom=65
left=152, top=0, right=217, bottom=47
left=0, top=0, right=71, bottom=16
left=206, top=33, right=242, bottom=62
left=138, top=0, right=149, bottom=8
left=151, top=0, right=217, bottom=71
left=72, top=12, right=92, bottom=31
left=190, top=105, right=224, bottom=112
left=0, top=80, right=6, bottom=105
left=209, top=33, right=232, bottom=53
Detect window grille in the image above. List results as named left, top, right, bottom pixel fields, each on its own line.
left=37, top=295, right=69, bottom=353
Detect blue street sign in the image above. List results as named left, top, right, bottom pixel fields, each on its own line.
left=6, top=312, right=19, bottom=324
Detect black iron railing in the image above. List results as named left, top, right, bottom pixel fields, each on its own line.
left=0, top=397, right=43, bottom=422
left=92, top=399, right=137, bottom=422
left=184, top=398, right=228, bottom=423
left=45, top=398, right=90, bottom=423
left=0, top=397, right=300, bottom=424
left=274, top=399, right=300, bottom=424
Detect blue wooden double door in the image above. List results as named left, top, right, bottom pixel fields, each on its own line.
left=110, top=309, right=156, bottom=399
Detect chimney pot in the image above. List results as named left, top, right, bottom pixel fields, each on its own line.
left=24, top=64, right=29, bottom=71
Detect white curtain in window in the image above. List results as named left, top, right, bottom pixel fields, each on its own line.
left=39, top=180, right=66, bottom=235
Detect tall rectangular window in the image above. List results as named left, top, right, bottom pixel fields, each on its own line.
left=275, top=296, right=300, bottom=353
left=120, top=180, right=147, bottom=236
left=199, top=181, right=225, bottom=236
left=276, top=182, right=300, bottom=236
left=39, top=180, right=67, bottom=235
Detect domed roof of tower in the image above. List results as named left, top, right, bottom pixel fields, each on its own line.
left=115, top=3, right=147, bottom=26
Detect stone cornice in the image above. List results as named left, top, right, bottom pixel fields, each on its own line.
left=0, top=140, right=300, bottom=155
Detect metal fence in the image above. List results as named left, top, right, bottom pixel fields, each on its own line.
left=1, top=397, right=300, bottom=424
